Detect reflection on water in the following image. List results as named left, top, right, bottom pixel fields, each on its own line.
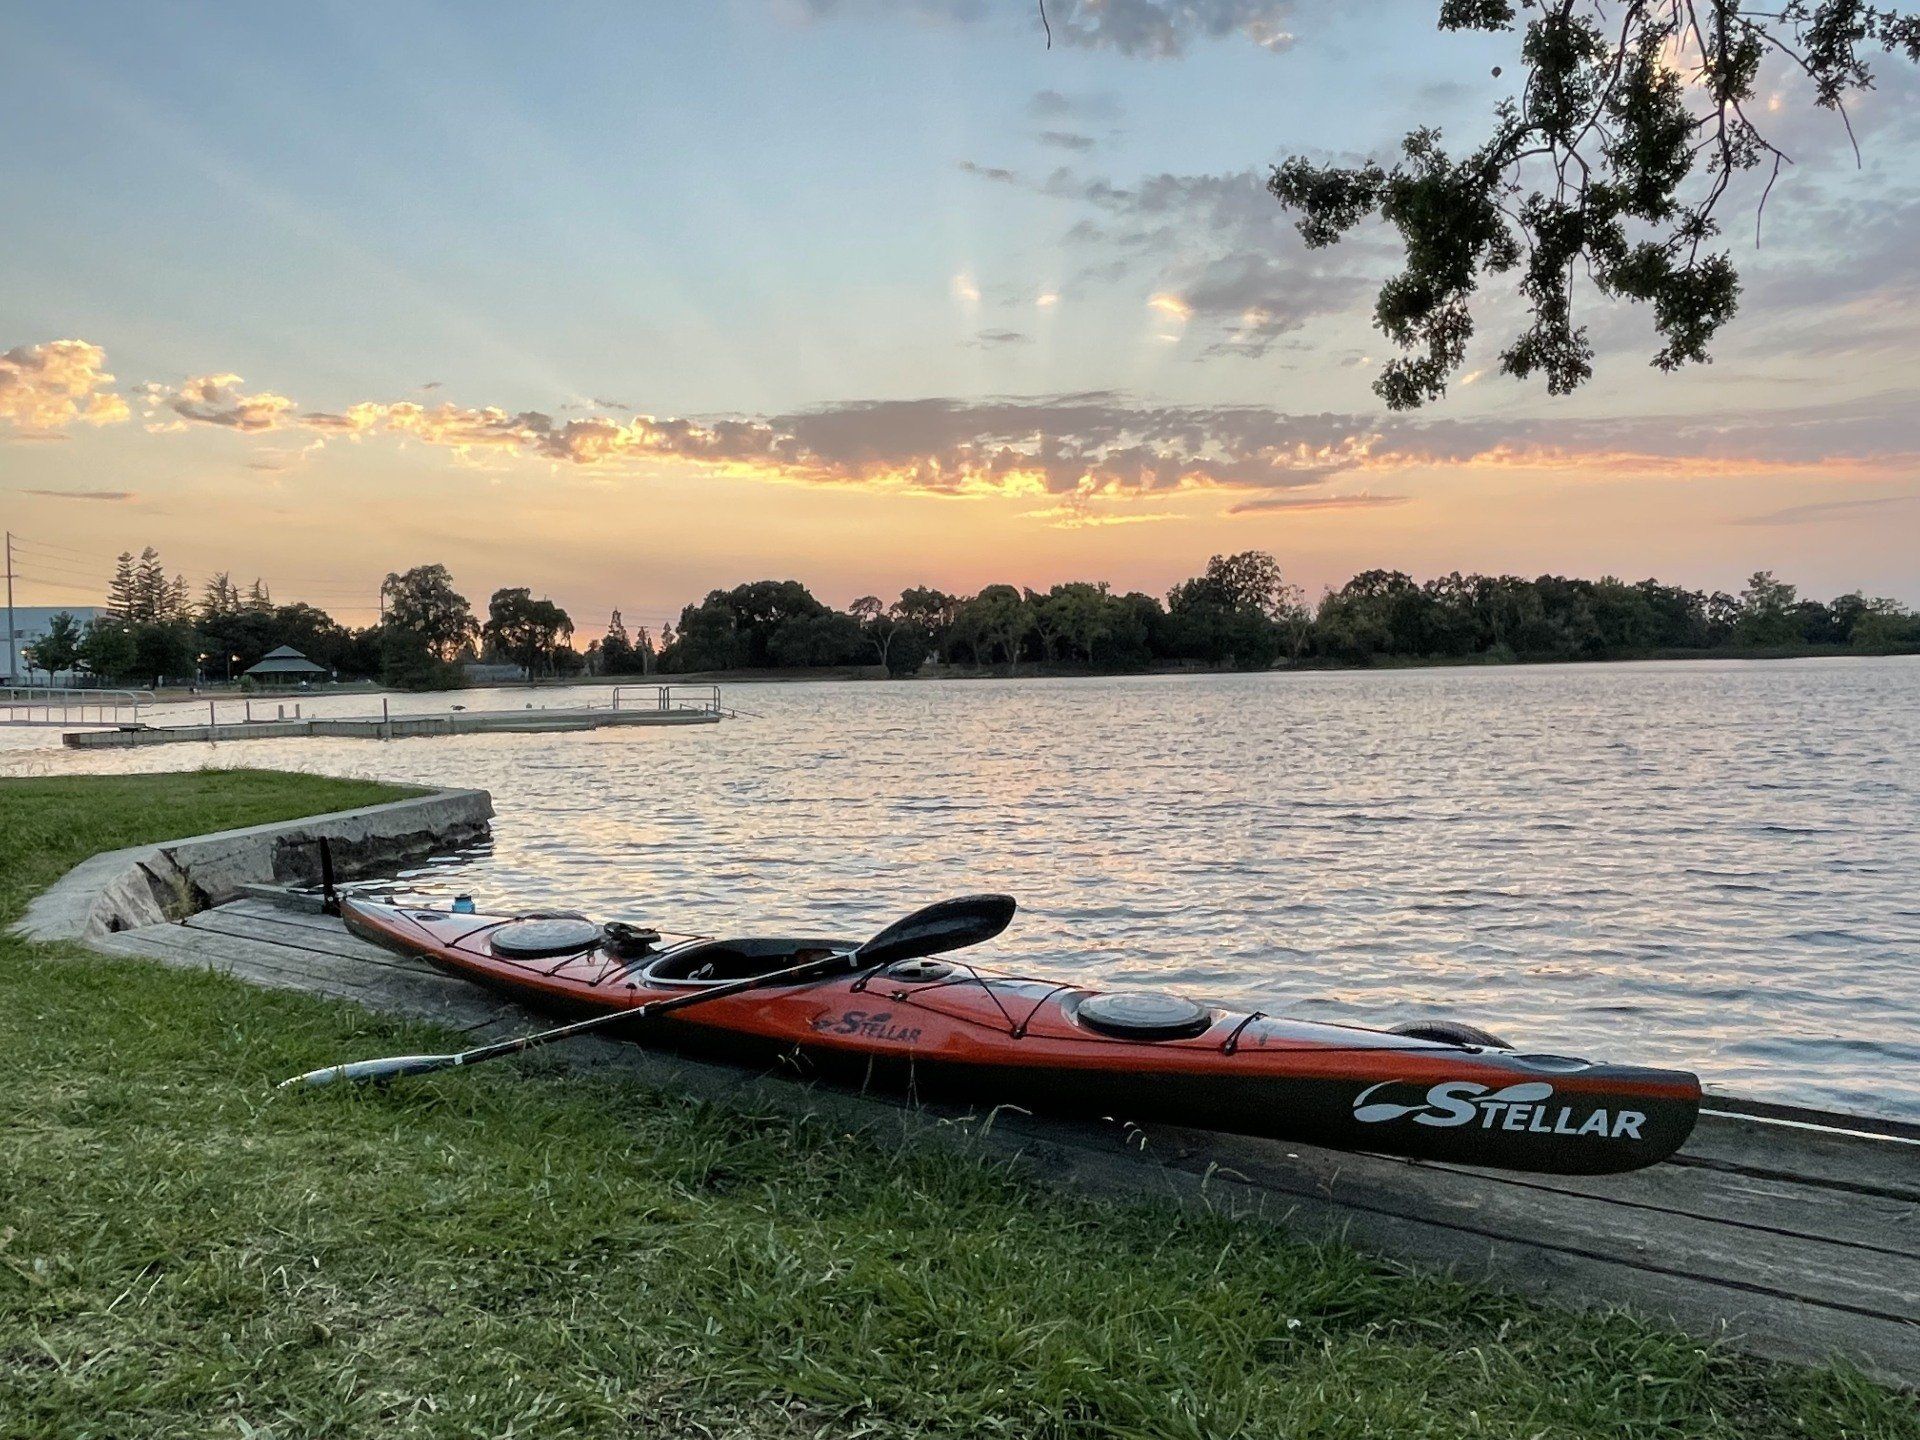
left=5, top=658, right=1917, bottom=1119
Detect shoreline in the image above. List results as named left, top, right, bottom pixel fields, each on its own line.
left=111, top=641, right=1919, bottom=702
left=587, top=641, right=1920, bottom=689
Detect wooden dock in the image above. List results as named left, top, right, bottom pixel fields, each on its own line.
left=92, top=898, right=1920, bottom=1386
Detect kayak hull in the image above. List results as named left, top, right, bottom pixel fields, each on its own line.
left=341, top=898, right=1701, bottom=1174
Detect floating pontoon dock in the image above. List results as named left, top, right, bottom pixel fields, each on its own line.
left=60, top=684, right=728, bottom=748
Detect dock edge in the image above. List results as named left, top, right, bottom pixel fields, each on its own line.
left=10, top=786, right=493, bottom=942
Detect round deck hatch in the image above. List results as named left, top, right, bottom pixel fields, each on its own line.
left=885, top=958, right=957, bottom=983
left=1077, top=992, right=1211, bottom=1041
left=489, top=916, right=603, bottom=959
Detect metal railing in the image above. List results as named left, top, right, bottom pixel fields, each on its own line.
left=611, top=684, right=726, bottom=716
left=0, top=686, right=156, bottom=728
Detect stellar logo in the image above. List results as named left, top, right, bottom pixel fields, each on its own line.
left=1352, top=1080, right=1646, bottom=1140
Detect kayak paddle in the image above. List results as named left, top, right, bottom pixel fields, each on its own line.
left=277, top=892, right=1017, bottom=1090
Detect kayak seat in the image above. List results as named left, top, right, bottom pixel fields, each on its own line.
left=643, top=937, right=852, bottom=988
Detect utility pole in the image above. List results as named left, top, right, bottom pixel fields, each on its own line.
left=4, top=531, right=16, bottom=685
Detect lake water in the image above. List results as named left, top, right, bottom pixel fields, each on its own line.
left=5, top=659, right=1917, bottom=1120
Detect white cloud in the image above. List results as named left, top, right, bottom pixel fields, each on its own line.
left=0, top=340, right=130, bottom=435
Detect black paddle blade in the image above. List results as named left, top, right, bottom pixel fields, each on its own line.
left=854, top=893, right=1017, bottom=967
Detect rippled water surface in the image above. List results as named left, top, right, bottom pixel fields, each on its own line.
left=6, top=659, right=1917, bottom=1118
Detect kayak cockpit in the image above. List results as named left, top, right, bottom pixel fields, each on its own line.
left=641, top=936, right=853, bottom=987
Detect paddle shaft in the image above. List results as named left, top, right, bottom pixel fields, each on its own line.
left=466, top=947, right=865, bottom=1062
left=283, top=947, right=869, bottom=1088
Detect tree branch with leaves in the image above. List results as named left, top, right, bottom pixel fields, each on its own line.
left=1270, top=1, right=1920, bottom=408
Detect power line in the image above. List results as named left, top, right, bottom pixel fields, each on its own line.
left=14, top=535, right=119, bottom=561
left=11, top=556, right=110, bottom=584
left=11, top=573, right=111, bottom=596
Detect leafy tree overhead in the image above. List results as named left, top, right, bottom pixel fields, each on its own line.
left=1271, top=2, right=1920, bottom=408
left=381, top=564, right=478, bottom=663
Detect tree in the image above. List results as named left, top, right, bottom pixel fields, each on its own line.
left=133, top=548, right=167, bottom=622
left=24, top=611, right=82, bottom=680
left=381, top=564, right=477, bottom=662
left=599, top=610, right=636, bottom=674
left=1166, top=555, right=1289, bottom=668
left=1734, top=569, right=1801, bottom=646
left=662, top=598, right=746, bottom=672
left=107, top=552, right=138, bottom=621
left=1851, top=596, right=1920, bottom=649
left=951, top=586, right=1035, bottom=674
left=377, top=625, right=460, bottom=691
left=1091, top=592, right=1164, bottom=671
left=849, top=595, right=909, bottom=670
left=78, top=619, right=138, bottom=683
left=202, top=572, right=242, bottom=618
left=723, top=580, right=831, bottom=666
left=130, top=621, right=200, bottom=684
left=482, top=588, right=574, bottom=677
left=1273, top=581, right=1314, bottom=661
left=1036, top=583, right=1115, bottom=664
left=1270, top=3, right=1920, bottom=407
left=1213, top=552, right=1286, bottom=617
left=884, top=626, right=932, bottom=677
left=894, top=586, right=963, bottom=662
left=767, top=610, right=865, bottom=666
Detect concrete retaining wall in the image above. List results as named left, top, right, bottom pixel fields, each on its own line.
left=11, top=787, right=493, bottom=942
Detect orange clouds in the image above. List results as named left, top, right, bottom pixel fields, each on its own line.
left=11, top=338, right=1920, bottom=527
left=0, top=340, right=130, bottom=435
left=150, top=373, right=299, bottom=432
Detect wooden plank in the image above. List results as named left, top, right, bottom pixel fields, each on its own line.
left=1411, top=1154, right=1916, bottom=1258
left=93, top=925, right=375, bottom=990
left=183, top=908, right=426, bottom=968
left=98, top=924, right=488, bottom=1026
left=1675, top=1112, right=1920, bottom=1203
left=216, top=897, right=379, bottom=934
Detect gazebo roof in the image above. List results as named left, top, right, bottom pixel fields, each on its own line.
left=244, top=646, right=328, bottom=676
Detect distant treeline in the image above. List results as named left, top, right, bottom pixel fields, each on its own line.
left=648, top=557, right=1920, bottom=676
left=25, top=548, right=1920, bottom=689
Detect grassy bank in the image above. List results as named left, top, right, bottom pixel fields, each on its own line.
left=2, top=773, right=1914, bottom=1438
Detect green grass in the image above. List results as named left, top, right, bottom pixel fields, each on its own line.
left=1, top=773, right=1913, bottom=1439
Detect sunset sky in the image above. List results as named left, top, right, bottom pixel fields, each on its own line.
left=3, top=0, right=1917, bottom=636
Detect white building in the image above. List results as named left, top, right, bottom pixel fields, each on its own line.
left=4, top=605, right=103, bottom=683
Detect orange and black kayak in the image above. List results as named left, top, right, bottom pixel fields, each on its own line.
left=342, top=897, right=1701, bottom=1174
